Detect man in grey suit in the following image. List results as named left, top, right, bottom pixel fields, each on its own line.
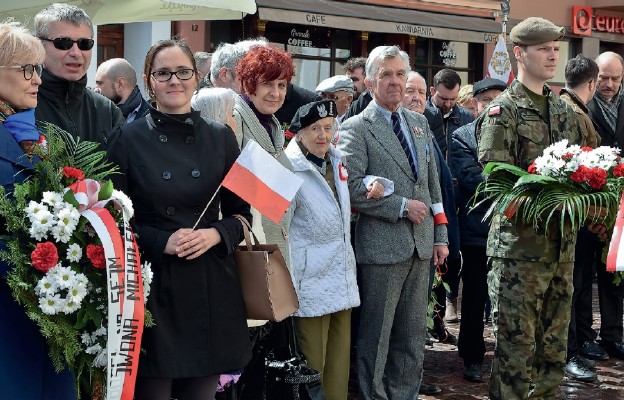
left=337, top=45, right=449, bottom=399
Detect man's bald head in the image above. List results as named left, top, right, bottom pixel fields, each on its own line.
left=595, top=51, right=624, bottom=101
left=94, top=58, right=138, bottom=104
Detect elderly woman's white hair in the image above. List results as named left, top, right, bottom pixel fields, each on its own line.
left=0, top=19, right=45, bottom=67
left=191, top=87, right=237, bottom=124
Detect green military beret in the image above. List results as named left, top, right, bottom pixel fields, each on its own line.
left=509, top=17, right=565, bottom=46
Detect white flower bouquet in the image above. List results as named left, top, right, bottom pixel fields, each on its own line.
left=0, top=124, right=152, bottom=399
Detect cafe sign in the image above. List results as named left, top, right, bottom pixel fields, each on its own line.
left=288, top=28, right=313, bottom=47
left=572, top=6, right=624, bottom=36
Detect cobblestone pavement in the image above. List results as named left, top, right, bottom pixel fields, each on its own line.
left=348, top=284, right=624, bottom=399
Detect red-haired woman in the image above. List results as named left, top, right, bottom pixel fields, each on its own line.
left=233, top=45, right=295, bottom=283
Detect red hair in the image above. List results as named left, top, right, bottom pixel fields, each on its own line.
left=235, top=46, right=295, bottom=95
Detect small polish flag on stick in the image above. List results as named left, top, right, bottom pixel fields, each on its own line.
left=222, top=140, right=303, bottom=224
left=607, top=192, right=624, bottom=271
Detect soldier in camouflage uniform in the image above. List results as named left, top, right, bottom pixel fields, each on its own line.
left=477, top=18, right=583, bottom=399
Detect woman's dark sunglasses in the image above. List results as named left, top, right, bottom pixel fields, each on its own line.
left=39, top=37, right=95, bottom=51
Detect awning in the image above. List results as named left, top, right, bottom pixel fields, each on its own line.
left=256, top=0, right=502, bottom=44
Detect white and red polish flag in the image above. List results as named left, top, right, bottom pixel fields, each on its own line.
left=607, top=192, right=624, bottom=271
left=222, top=139, right=303, bottom=224
left=486, top=33, right=515, bottom=87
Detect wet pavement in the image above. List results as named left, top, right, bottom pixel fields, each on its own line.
left=348, top=284, right=624, bottom=399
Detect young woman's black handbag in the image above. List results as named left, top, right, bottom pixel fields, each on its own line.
left=262, top=318, right=325, bottom=400
left=229, top=318, right=325, bottom=400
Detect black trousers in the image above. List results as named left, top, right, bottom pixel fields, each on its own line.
left=457, top=245, right=488, bottom=366
left=597, top=242, right=624, bottom=342
left=567, top=228, right=599, bottom=356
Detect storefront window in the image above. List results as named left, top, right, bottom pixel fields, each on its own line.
left=414, top=38, right=482, bottom=86
left=552, top=40, right=570, bottom=85
left=265, top=22, right=352, bottom=91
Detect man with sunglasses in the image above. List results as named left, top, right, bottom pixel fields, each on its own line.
left=34, top=3, right=124, bottom=148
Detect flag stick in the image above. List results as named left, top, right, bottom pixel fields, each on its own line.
left=192, top=184, right=222, bottom=231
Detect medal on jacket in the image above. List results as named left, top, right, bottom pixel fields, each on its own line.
left=426, top=143, right=430, bottom=163
left=339, top=163, right=348, bottom=181
left=412, top=126, right=424, bottom=137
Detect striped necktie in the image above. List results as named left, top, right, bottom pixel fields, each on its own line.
left=391, top=112, right=418, bottom=179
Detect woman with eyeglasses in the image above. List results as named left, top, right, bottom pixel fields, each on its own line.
left=0, top=21, right=77, bottom=400
left=106, top=39, right=252, bottom=400
left=233, top=44, right=295, bottom=283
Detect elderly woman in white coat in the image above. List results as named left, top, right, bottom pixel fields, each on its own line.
left=285, top=100, right=384, bottom=400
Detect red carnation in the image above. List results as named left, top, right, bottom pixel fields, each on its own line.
left=527, top=162, right=537, bottom=174
left=86, top=244, right=106, bottom=269
left=62, top=166, right=85, bottom=181
left=285, top=130, right=296, bottom=140
left=581, top=146, right=593, bottom=152
left=562, top=152, right=574, bottom=161
left=587, top=168, right=608, bottom=190
left=613, top=163, right=624, bottom=178
left=31, top=242, right=59, bottom=273
left=570, top=165, right=588, bottom=183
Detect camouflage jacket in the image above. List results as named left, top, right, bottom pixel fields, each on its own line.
left=477, top=79, right=582, bottom=262
left=560, top=88, right=600, bottom=148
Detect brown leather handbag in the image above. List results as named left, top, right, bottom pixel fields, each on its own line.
left=233, top=215, right=299, bottom=322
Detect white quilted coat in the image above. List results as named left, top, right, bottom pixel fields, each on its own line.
left=285, top=140, right=360, bottom=317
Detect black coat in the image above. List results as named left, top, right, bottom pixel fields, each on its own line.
left=107, top=108, right=252, bottom=377
left=36, top=69, right=125, bottom=149
left=587, top=96, right=624, bottom=148
left=274, top=83, right=320, bottom=126
left=449, top=121, right=490, bottom=247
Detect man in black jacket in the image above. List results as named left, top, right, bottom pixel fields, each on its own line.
left=587, top=51, right=624, bottom=360
left=34, top=4, right=124, bottom=148
left=95, top=58, right=149, bottom=123
left=450, top=78, right=506, bottom=383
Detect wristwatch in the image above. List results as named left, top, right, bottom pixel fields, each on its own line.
left=402, top=201, right=410, bottom=218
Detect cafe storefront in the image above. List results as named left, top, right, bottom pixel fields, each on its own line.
left=241, top=0, right=502, bottom=91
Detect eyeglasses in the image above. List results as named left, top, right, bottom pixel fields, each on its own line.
left=39, top=37, right=94, bottom=51
left=0, top=64, right=43, bottom=80
left=150, top=69, right=195, bottom=82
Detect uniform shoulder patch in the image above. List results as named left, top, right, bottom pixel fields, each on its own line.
left=488, top=105, right=502, bottom=116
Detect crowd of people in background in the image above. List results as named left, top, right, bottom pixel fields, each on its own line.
left=1, top=3, right=624, bottom=400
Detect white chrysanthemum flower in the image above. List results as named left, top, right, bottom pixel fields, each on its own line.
left=35, top=275, right=59, bottom=297
left=74, top=273, right=89, bottom=287
left=142, top=262, right=153, bottom=301
left=94, top=326, right=107, bottom=337
left=85, top=343, right=103, bottom=355
left=32, top=209, right=55, bottom=228
left=52, top=265, right=76, bottom=289
left=81, top=332, right=93, bottom=346
left=29, top=225, right=49, bottom=241
left=39, top=294, right=62, bottom=315
left=62, top=298, right=81, bottom=314
left=42, top=191, right=64, bottom=208
left=534, top=155, right=566, bottom=177
left=56, top=206, right=80, bottom=230
left=67, top=283, right=88, bottom=303
left=25, top=201, right=48, bottom=221
left=111, top=189, right=134, bottom=219
left=51, top=224, right=73, bottom=243
left=93, top=350, right=107, bottom=368
left=66, top=243, right=83, bottom=263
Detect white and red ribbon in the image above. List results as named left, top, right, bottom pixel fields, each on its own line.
left=607, top=192, right=624, bottom=272
left=70, top=179, right=144, bottom=400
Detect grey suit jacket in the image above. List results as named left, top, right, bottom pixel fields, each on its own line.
left=337, top=101, right=447, bottom=265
